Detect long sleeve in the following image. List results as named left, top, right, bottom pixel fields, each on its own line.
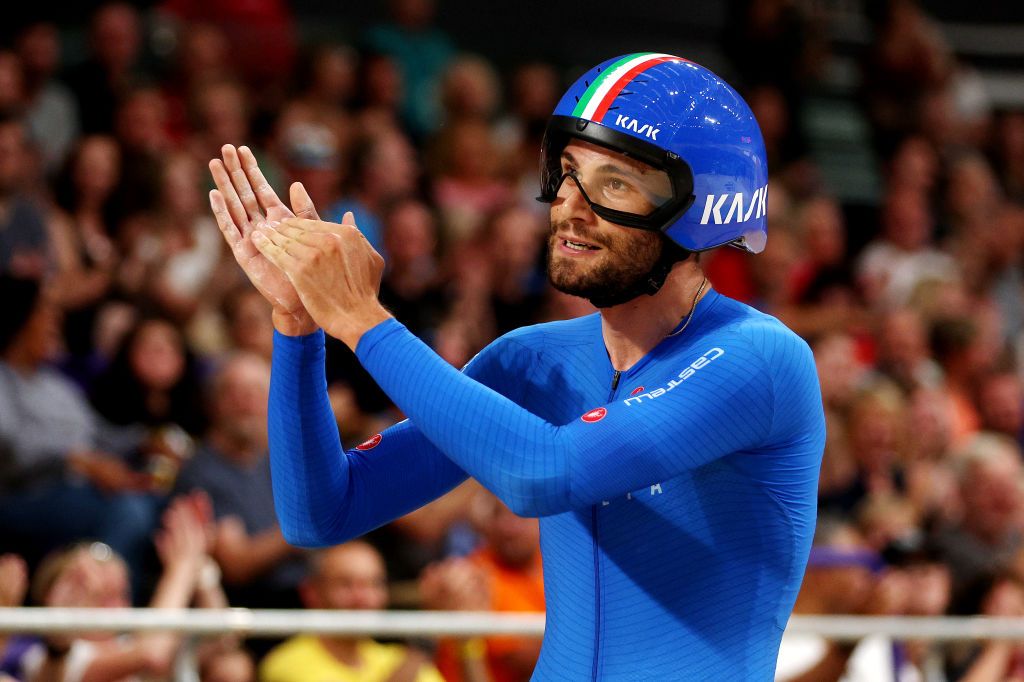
left=356, top=318, right=779, bottom=517
left=269, top=329, right=511, bottom=546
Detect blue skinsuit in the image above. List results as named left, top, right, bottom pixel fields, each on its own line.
left=268, top=289, right=826, bottom=680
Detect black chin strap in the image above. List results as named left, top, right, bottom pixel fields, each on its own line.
left=589, top=238, right=693, bottom=308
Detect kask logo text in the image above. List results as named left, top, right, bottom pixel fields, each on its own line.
left=613, top=115, right=661, bottom=140
left=623, top=347, right=725, bottom=406
left=699, top=184, right=768, bottom=225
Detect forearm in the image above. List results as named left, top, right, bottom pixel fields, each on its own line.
left=269, top=329, right=352, bottom=545
left=959, top=642, right=1015, bottom=682
left=269, top=330, right=468, bottom=546
left=215, top=528, right=294, bottom=585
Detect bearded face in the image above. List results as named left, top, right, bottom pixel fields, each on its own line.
left=544, top=139, right=670, bottom=307
left=546, top=218, right=662, bottom=305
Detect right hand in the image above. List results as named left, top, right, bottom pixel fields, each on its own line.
left=209, top=144, right=320, bottom=336
left=155, top=496, right=209, bottom=575
left=419, top=558, right=491, bottom=611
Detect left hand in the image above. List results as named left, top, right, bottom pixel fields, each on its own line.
left=250, top=213, right=392, bottom=348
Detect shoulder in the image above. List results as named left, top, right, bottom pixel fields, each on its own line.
left=465, top=314, right=599, bottom=380
left=489, top=314, right=600, bottom=354
left=704, top=294, right=813, bottom=365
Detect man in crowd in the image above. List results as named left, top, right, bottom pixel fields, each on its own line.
left=259, top=541, right=442, bottom=682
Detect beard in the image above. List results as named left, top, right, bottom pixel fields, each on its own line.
left=546, top=220, right=663, bottom=306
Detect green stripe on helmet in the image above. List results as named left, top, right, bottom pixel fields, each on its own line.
left=570, top=53, right=653, bottom=119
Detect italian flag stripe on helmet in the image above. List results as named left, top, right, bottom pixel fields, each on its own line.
left=570, top=53, right=685, bottom=123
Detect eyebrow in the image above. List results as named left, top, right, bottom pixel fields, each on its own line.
left=560, top=151, right=647, bottom=178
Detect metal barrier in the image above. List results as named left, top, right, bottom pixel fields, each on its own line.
left=1, top=609, right=1023, bottom=642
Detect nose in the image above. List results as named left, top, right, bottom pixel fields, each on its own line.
left=554, top=174, right=594, bottom=221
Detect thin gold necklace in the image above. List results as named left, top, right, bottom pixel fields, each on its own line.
left=666, top=276, right=709, bottom=338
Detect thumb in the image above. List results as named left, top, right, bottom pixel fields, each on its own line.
left=289, top=182, right=321, bottom=220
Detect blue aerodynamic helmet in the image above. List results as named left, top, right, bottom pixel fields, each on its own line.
left=538, top=53, right=768, bottom=254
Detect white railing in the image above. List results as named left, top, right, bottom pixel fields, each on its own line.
left=1, top=609, right=1024, bottom=642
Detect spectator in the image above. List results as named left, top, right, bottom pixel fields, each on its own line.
left=478, top=204, right=547, bottom=335
left=89, top=315, right=206, bottom=435
left=221, top=286, right=275, bottom=361
left=0, top=51, right=26, bottom=116
left=260, top=541, right=443, bottom=682
left=861, top=0, right=953, bottom=154
left=930, top=315, right=992, bottom=442
left=274, top=121, right=342, bottom=223
left=978, top=372, right=1024, bottom=447
left=440, top=55, right=501, bottom=126
left=16, top=496, right=252, bottom=682
left=819, top=381, right=908, bottom=514
left=16, top=22, right=79, bottom=175
left=165, top=23, right=234, bottom=142
left=364, top=0, right=455, bottom=137
left=66, top=3, right=149, bottom=136
left=0, top=276, right=158, bottom=587
left=0, top=113, right=49, bottom=278
left=49, top=135, right=122, bottom=361
left=777, top=516, right=950, bottom=681
left=0, top=554, right=29, bottom=680
left=328, top=127, right=420, bottom=256
left=874, top=307, right=942, bottom=394
left=188, top=77, right=253, bottom=170
left=160, top=0, right=297, bottom=100
left=119, top=152, right=229, bottom=323
left=857, top=186, right=959, bottom=310
left=933, top=433, right=1024, bottom=614
left=424, top=491, right=544, bottom=682
left=430, top=119, right=511, bottom=241
left=378, top=198, right=446, bottom=339
left=280, top=44, right=358, bottom=158
left=172, top=353, right=305, bottom=610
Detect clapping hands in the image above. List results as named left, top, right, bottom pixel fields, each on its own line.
left=209, top=145, right=391, bottom=346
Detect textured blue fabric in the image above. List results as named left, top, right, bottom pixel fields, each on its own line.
left=268, top=290, right=825, bottom=680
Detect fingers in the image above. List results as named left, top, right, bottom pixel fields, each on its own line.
left=270, top=222, right=331, bottom=248
left=209, top=190, right=242, bottom=250
left=209, top=158, right=253, bottom=236
left=289, top=182, right=321, bottom=220
left=222, top=144, right=265, bottom=226
left=251, top=228, right=304, bottom=270
left=239, top=145, right=290, bottom=215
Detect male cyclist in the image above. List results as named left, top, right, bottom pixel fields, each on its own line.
left=210, top=53, right=826, bottom=680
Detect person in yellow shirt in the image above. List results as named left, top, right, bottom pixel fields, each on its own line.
left=259, top=541, right=442, bottom=682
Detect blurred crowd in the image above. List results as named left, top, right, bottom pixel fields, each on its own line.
left=0, top=0, right=1022, bottom=679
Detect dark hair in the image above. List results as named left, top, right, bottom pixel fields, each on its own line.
left=0, top=275, right=41, bottom=355
left=89, top=315, right=208, bottom=434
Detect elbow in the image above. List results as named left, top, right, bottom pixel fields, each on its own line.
left=497, top=475, right=574, bottom=518
left=278, top=513, right=358, bottom=548
left=279, top=524, right=338, bottom=549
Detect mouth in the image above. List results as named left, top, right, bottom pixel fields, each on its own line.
left=556, top=236, right=602, bottom=255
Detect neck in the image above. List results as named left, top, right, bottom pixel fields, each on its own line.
left=3, top=345, right=39, bottom=372
left=599, top=264, right=709, bottom=371
left=318, top=636, right=362, bottom=666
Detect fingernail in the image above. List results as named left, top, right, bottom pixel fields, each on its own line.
left=251, top=230, right=265, bottom=241
left=268, top=221, right=280, bottom=228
